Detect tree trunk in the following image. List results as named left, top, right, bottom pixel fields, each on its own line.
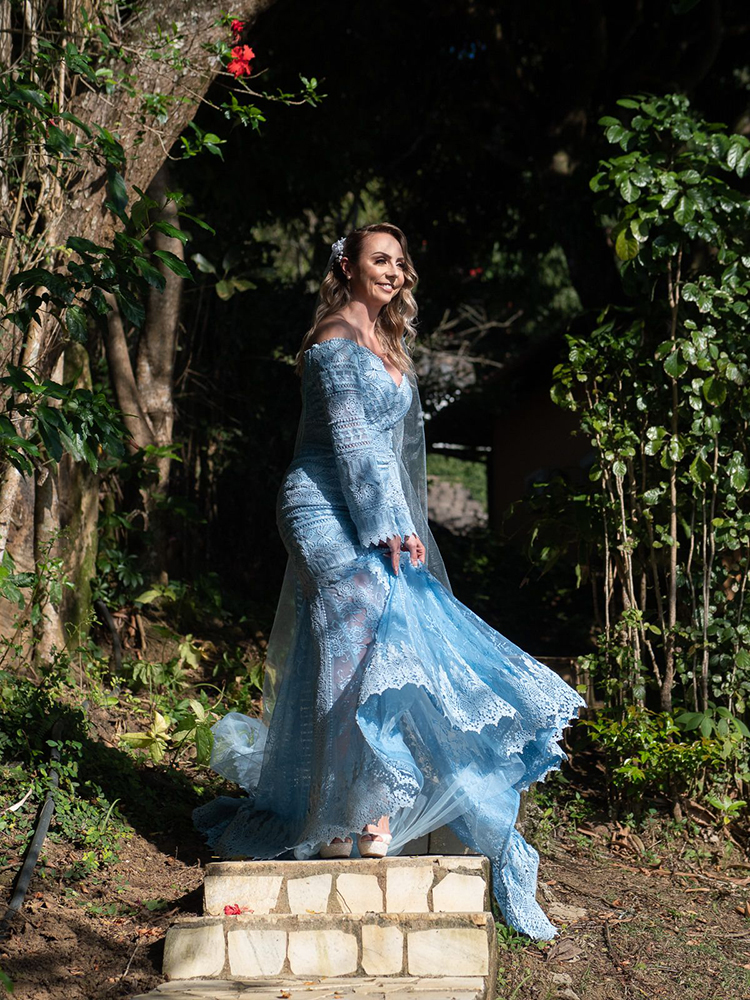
left=0, top=0, right=277, bottom=650
left=102, top=162, right=185, bottom=583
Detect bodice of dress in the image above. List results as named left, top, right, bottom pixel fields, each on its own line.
left=289, top=337, right=417, bottom=548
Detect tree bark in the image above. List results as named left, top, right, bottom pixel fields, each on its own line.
left=0, top=0, right=278, bottom=647
left=102, top=162, right=185, bottom=582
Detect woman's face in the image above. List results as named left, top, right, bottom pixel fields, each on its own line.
left=342, top=233, right=406, bottom=306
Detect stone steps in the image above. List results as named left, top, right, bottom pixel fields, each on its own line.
left=132, top=976, right=488, bottom=1000
left=202, top=857, right=490, bottom=916
left=132, top=856, right=499, bottom=1000
left=163, top=911, right=496, bottom=981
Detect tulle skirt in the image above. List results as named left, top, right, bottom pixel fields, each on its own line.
left=193, top=545, right=586, bottom=940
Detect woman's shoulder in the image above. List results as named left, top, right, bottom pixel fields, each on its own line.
left=308, top=317, right=358, bottom=348
left=305, top=319, right=362, bottom=368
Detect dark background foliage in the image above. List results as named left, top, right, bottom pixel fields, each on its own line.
left=165, top=0, right=750, bottom=649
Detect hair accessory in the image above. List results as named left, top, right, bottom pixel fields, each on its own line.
left=331, top=236, right=346, bottom=262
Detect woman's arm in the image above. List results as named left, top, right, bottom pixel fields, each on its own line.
left=309, top=339, right=417, bottom=550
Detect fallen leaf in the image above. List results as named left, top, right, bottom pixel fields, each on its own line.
left=545, top=938, right=584, bottom=963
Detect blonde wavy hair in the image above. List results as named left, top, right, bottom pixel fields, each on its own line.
left=294, top=223, right=419, bottom=378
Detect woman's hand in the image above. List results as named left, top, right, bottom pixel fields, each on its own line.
left=402, top=533, right=426, bottom=567
left=377, top=533, right=425, bottom=575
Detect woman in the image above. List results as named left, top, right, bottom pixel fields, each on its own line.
left=193, top=222, right=587, bottom=941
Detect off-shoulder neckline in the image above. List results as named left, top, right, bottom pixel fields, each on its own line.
left=305, top=337, right=405, bottom=390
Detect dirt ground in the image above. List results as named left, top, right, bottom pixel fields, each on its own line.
left=1, top=786, right=749, bottom=1000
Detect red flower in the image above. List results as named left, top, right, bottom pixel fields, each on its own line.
left=231, top=19, right=246, bottom=36
left=227, top=44, right=255, bottom=77
left=224, top=903, right=253, bottom=915
left=468, top=267, right=483, bottom=278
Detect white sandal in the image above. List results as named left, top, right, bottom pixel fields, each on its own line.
left=319, top=836, right=353, bottom=859
left=358, top=830, right=392, bottom=859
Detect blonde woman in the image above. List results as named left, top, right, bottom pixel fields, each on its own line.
left=194, top=223, right=586, bottom=940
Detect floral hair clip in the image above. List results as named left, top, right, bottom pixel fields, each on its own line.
left=331, top=237, right=346, bottom=262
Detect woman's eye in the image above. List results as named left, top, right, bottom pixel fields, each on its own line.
left=377, top=259, right=405, bottom=268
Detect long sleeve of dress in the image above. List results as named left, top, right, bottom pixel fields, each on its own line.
left=309, top=341, right=417, bottom=549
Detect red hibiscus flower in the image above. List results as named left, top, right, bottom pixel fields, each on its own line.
left=224, top=903, right=254, bottom=915
left=227, top=44, right=255, bottom=78
left=231, top=19, right=246, bottom=36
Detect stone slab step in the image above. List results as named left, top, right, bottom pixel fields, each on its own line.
left=132, top=976, right=488, bottom=1000
left=163, top=912, right=497, bottom=986
left=203, top=857, right=490, bottom=917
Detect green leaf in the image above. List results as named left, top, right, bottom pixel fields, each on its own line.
left=8, top=87, right=49, bottom=109
left=674, top=194, right=695, bottom=225
left=731, top=466, right=748, bottom=491
left=737, top=149, right=750, bottom=179
left=231, top=278, right=256, bottom=292
left=152, top=250, right=192, bottom=281
left=7, top=267, right=73, bottom=303
left=106, top=167, right=128, bottom=211
left=728, top=141, right=745, bottom=170
left=59, top=110, right=92, bottom=136
left=152, top=220, right=189, bottom=244
left=215, top=279, right=235, bottom=300
left=615, top=227, right=639, bottom=261
left=134, top=257, right=167, bottom=290
left=178, top=211, right=216, bottom=234
left=655, top=341, right=674, bottom=360
left=589, top=171, right=608, bottom=192
left=44, top=124, right=74, bottom=158
left=64, top=305, right=88, bottom=343
left=194, top=724, right=213, bottom=765
left=675, top=711, right=702, bottom=730
left=689, top=454, right=712, bottom=484
left=664, top=351, right=688, bottom=378
left=65, top=236, right=107, bottom=254
left=702, top=376, right=726, bottom=405
left=619, top=176, right=639, bottom=203
left=189, top=698, right=207, bottom=722
left=668, top=435, right=685, bottom=462
left=190, top=253, right=216, bottom=274
left=116, top=288, right=146, bottom=328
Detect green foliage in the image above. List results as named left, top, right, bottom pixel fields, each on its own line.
left=0, top=671, right=129, bottom=858
left=120, top=696, right=221, bottom=766
left=0, top=364, right=126, bottom=475
left=0, top=1, right=323, bottom=492
left=189, top=246, right=258, bottom=300
left=580, top=704, right=750, bottom=813
left=537, top=93, right=750, bottom=770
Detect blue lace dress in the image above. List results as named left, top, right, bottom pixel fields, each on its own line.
left=193, top=337, right=587, bottom=941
